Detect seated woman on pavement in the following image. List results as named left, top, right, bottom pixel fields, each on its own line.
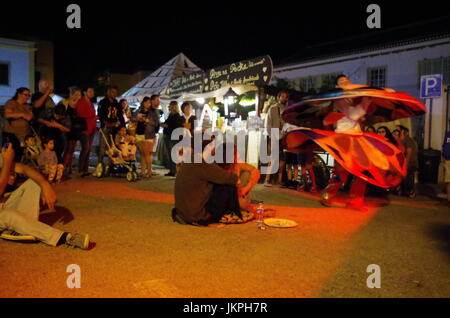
left=215, top=143, right=260, bottom=214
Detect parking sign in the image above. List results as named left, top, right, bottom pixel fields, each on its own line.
left=420, top=74, right=443, bottom=99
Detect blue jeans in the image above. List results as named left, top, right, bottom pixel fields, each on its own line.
left=79, top=133, right=95, bottom=173
left=164, top=134, right=178, bottom=175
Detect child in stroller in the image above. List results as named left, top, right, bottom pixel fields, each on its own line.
left=115, top=126, right=137, bottom=162
left=95, top=126, right=138, bottom=181
left=21, top=134, right=41, bottom=168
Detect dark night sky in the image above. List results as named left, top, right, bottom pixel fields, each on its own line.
left=1, top=0, right=450, bottom=91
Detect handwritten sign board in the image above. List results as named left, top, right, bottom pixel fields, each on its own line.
left=166, top=71, right=204, bottom=98
left=166, top=55, right=273, bottom=97
left=203, top=56, right=273, bottom=93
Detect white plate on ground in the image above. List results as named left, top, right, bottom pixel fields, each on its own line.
left=263, top=218, right=298, bottom=228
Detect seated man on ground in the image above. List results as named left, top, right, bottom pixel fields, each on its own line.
left=173, top=142, right=250, bottom=226
left=0, top=143, right=90, bottom=249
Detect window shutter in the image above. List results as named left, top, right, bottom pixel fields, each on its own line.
left=0, top=63, right=9, bottom=86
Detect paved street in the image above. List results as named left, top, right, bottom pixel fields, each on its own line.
left=1, top=171, right=449, bottom=298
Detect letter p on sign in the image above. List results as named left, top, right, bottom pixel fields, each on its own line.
left=426, top=78, right=438, bottom=94
left=420, top=74, right=443, bottom=99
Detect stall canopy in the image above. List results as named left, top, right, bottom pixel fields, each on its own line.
left=121, top=53, right=201, bottom=104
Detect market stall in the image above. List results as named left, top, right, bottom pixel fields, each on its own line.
left=121, top=53, right=201, bottom=112
left=163, top=55, right=275, bottom=168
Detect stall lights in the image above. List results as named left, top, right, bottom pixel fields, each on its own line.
left=224, top=88, right=238, bottom=104
left=224, top=100, right=229, bottom=116
left=239, top=99, right=256, bottom=107
left=223, top=88, right=239, bottom=117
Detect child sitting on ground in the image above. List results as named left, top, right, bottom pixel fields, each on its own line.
left=21, top=135, right=41, bottom=168
left=37, top=137, right=64, bottom=183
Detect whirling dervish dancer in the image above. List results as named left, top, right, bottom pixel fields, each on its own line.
left=282, top=75, right=426, bottom=211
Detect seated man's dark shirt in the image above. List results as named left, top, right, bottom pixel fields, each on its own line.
left=174, top=162, right=238, bottom=223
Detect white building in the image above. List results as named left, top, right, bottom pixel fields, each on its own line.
left=274, top=33, right=450, bottom=149
left=0, top=37, right=36, bottom=105
left=274, top=33, right=450, bottom=182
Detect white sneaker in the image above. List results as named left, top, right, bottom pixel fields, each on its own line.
left=65, top=233, right=90, bottom=250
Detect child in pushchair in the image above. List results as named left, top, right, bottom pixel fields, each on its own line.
left=21, top=134, right=41, bottom=168
left=115, top=126, right=137, bottom=162
left=95, top=126, right=138, bottom=182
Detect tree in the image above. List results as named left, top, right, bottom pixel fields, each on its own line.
left=273, top=77, right=291, bottom=90
left=319, top=76, right=335, bottom=93
left=91, top=70, right=111, bottom=97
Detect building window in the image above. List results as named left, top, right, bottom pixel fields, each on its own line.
left=367, top=67, right=387, bottom=87
left=418, top=56, right=450, bottom=86
left=302, top=76, right=315, bottom=93
left=0, top=63, right=9, bottom=86
left=320, top=73, right=341, bottom=92
left=291, top=72, right=342, bottom=94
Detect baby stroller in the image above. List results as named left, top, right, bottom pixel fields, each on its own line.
left=95, top=128, right=138, bottom=182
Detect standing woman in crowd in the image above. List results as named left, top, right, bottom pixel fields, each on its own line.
left=370, top=126, right=399, bottom=197
left=397, top=125, right=419, bottom=198
left=3, top=87, right=33, bottom=161
left=37, top=88, right=76, bottom=164
left=61, top=87, right=86, bottom=177
left=364, top=125, right=376, bottom=133
left=392, top=129, right=405, bottom=154
left=76, top=87, right=97, bottom=177
left=376, top=126, right=398, bottom=146
left=178, top=102, right=196, bottom=162
left=54, top=87, right=82, bottom=164
left=119, top=99, right=132, bottom=127
left=161, top=101, right=183, bottom=177
left=181, top=102, right=196, bottom=137
left=136, top=95, right=160, bottom=178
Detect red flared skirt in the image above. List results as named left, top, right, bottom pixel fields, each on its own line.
left=283, top=128, right=406, bottom=188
